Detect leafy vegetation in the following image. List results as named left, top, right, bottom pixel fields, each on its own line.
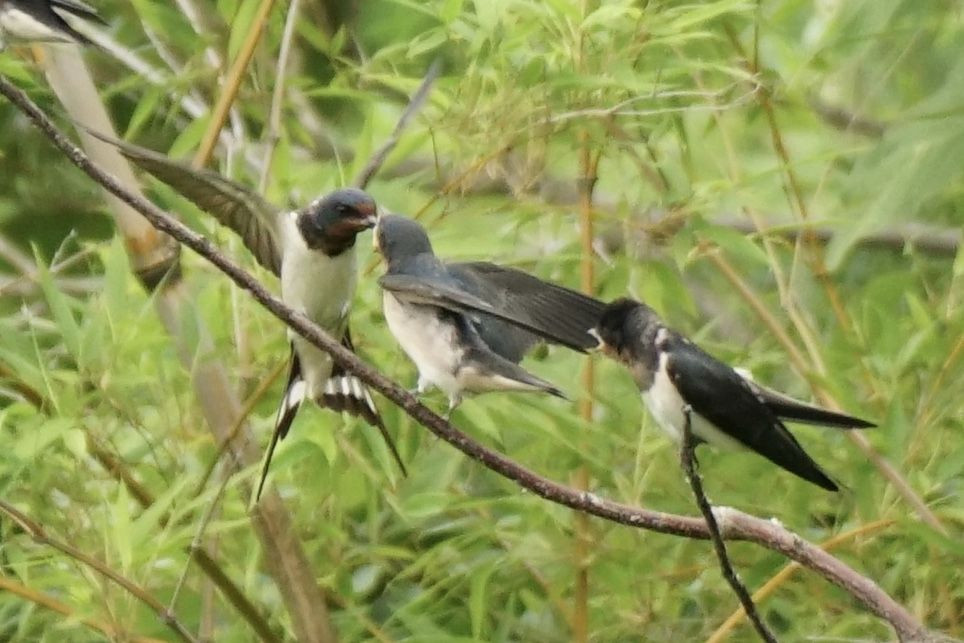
left=0, top=0, right=961, bottom=640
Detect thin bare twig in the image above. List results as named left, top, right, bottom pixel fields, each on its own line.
left=352, top=59, right=442, bottom=189
left=680, top=406, right=777, bottom=643
left=0, top=500, right=199, bottom=643
left=0, top=75, right=935, bottom=642
left=572, top=131, right=601, bottom=642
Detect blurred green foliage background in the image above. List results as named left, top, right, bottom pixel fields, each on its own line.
left=0, top=0, right=961, bottom=640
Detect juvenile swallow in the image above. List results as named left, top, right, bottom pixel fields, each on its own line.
left=590, top=297, right=874, bottom=491
left=95, top=137, right=406, bottom=497
left=373, top=214, right=606, bottom=414
left=0, top=0, right=104, bottom=47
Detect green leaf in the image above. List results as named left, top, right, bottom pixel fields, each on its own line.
left=469, top=560, right=497, bottom=638
left=32, top=248, right=81, bottom=362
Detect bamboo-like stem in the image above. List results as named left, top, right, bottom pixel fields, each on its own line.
left=0, top=575, right=167, bottom=642
left=0, top=500, right=199, bottom=643
left=170, top=0, right=247, bottom=141
left=707, top=519, right=897, bottom=643
left=0, top=75, right=939, bottom=642
left=571, top=132, right=600, bottom=642
left=193, top=0, right=278, bottom=168
left=680, top=407, right=777, bottom=642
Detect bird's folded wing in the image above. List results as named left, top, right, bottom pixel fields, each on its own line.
left=665, top=337, right=837, bottom=490
left=744, top=380, right=875, bottom=429
left=448, top=262, right=608, bottom=352
left=52, top=0, right=108, bottom=23
left=88, top=132, right=283, bottom=275
left=378, top=272, right=505, bottom=316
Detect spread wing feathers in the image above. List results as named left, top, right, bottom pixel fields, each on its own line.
left=51, top=0, right=107, bottom=23
left=666, top=337, right=838, bottom=491
left=745, top=381, right=876, bottom=429
left=256, top=349, right=305, bottom=500
left=319, top=331, right=407, bottom=476
left=449, top=262, right=607, bottom=353
left=87, top=132, right=283, bottom=275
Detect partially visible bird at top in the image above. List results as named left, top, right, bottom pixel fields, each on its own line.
left=373, top=213, right=607, bottom=416
left=91, top=134, right=407, bottom=500
left=589, top=297, right=875, bottom=492
left=0, top=0, right=105, bottom=48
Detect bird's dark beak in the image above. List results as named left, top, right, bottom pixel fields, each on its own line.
left=586, top=328, right=605, bottom=353
left=352, top=204, right=379, bottom=231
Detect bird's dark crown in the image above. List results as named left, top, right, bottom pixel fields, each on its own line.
left=297, top=188, right=378, bottom=255
left=374, top=214, right=434, bottom=265
left=594, top=297, right=659, bottom=362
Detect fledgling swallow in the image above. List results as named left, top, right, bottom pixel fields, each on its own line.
left=373, top=214, right=606, bottom=415
left=590, top=297, right=874, bottom=491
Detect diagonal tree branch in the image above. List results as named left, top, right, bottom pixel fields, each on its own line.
left=0, top=73, right=940, bottom=643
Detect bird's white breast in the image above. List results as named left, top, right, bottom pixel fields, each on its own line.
left=643, top=351, right=744, bottom=450
left=279, top=213, right=357, bottom=398
left=382, top=292, right=462, bottom=397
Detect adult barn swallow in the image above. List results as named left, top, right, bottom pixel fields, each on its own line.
left=590, top=298, right=874, bottom=491
left=99, top=138, right=406, bottom=497
left=373, top=214, right=606, bottom=414
left=0, top=0, right=104, bottom=47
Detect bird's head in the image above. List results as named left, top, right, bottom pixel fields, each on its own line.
left=297, top=188, right=379, bottom=254
left=588, top=298, right=653, bottom=364
left=373, top=214, right=434, bottom=265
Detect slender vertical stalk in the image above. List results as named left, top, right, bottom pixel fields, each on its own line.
left=193, top=0, right=278, bottom=168
left=572, top=131, right=600, bottom=642
left=259, top=0, right=302, bottom=193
